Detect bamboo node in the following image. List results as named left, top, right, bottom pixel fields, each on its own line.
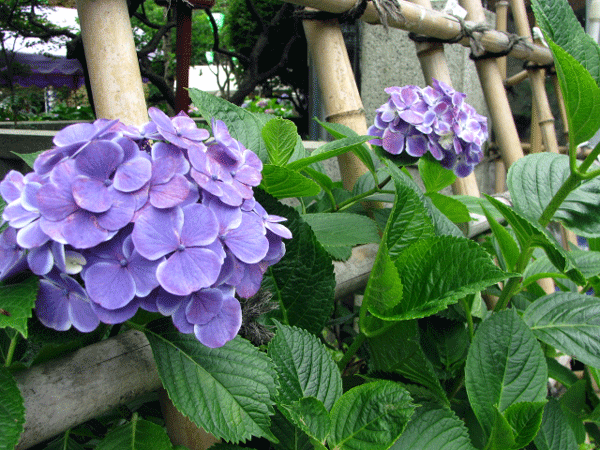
left=295, top=0, right=369, bottom=23
left=326, top=108, right=367, bottom=122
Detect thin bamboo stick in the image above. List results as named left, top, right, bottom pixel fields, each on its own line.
left=459, top=0, right=525, bottom=169
left=504, top=69, right=528, bottom=86
left=495, top=0, right=509, bottom=79
left=530, top=99, right=543, bottom=153
left=551, top=73, right=569, bottom=139
left=286, top=0, right=554, bottom=65
left=410, top=0, right=480, bottom=197
left=511, top=0, right=559, bottom=153
left=302, top=18, right=370, bottom=190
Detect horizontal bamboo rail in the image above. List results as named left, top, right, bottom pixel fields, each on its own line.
left=285, top=0, right=554, bottom=65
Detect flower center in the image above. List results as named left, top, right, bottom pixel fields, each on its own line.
left=120, top=259, right=128, bottom=267
left=177, top=244, right=186, bottom=251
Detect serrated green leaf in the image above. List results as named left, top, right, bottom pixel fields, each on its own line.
left=43, top=431, right=86, bottom=450
left=328, top=380, right=415, bottom=450
left=0, top=366, right=25, bottom=450
left=426, top=192, right=471, bottom=223
left=485, top=407, right=517, bottom=450
left=286, top=136, right=373, bottom=172
left=262, top=118, right=300, bottom=166
left=559, top=380, right=588, bottom=444
left=271, top=408, right=313, bottom=450
left=465, top=310, right=548, bottom=437
left=485, top=195, right=585, bottom=284
left=145, top=321, right=278, bottom=443
left=0, top=277, right=39, bottom=338
left=503, top=401, right=546, bottom=449
left=315, top=118, right=377, bottom=175
left=418, top=156, right=457, bottom=193
left=260, top=164, right=321, bottom=199
left=534, top=399, right=578, bottom=450
left=367, top=321, right=449, bottom=406
left=481, top=205, right=520, bottom=272
left=522, top=256, right=568, bottom=287
left=523, top=292, right=600, bottom=369
left=257, top=191, right=336, bottom=335
left=420, top=315, right=470, bottom=376
left=547, top=357, right=579, bottom=388
left=268, top=324, right=342, bottom=411
left=301, top=213, right=380, bottom=248
left=12, top=150, right=44, bottom=169
left=279, top=398, right=331, bottom=445
left=189, top=89, right=305, bottom=164
left=391, top=403, right=476, bottom=450
left=301, top=166, right=335, bottom=191
left=324, top=246, right=352, bottom=261
left=383, top=235, right=512, bottom=321
left=546, top=39, right=600, bottom=149
left=95, top=415, right=173, bottom=450
left=531, top=0, right=600, bottom=86
left=363, top=241, right=404, bottom=319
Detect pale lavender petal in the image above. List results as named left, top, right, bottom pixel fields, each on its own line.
left=37, top=182, right=77, bottom=221
left=222, top=213, right=268, bottom=264
left=27, top=246, right=53, bottom=275
left=148, top=107, right=175, bottom=133
left=128, top=250, right=162, bottom=297
left=156, top=248, right=221, bottom=295
left=0, top=171, right=24, bottom=202
left=113, top=157, right=152, bottom=192
left=90, top=297, right=140, bottom=324
left=150, top=175, right=191, bottom=209
left=96, top=191, right=136, bottom=231
left=382, top=128, right=405, bottom=155
left=180, top=204, right=219, bottom=247
left=72, top=177, right=112, bottom=213
left=153, top=288, right=185, bottom=315
left=194, top=296, right=242, bottom=348
left=3, top=201, right=39, bottom=228
left=75, top=140, right=124, bottom=180
left=185, top=288, right=223, bottom=325
left=53, top=122, right=97, bottom=147
left=17, top=220, right=49, bottom=248
left=84, top=262, right=136, bottom=309
left=132, top=206, right=182, bottom=260
left=61, top=210, right=111, bottom=249
left=172, top=300, right=194, bottom=334
left=235, top=263, right=265, bottom=298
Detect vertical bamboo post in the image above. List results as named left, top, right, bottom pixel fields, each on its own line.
left=76, top=1, right=217, bottom=448
left=76, top=0, right=147, bottom=125
left=530, top=99, right=543, bottom=153
left=302, top=18, right=370, bottom=190
left=495, top=0, right=509, bottom=79
left=459, top=0, right=525, bottom=170
left=409, top=0, right=480, bottom=197
left=510, top=0, right=559, bottom=154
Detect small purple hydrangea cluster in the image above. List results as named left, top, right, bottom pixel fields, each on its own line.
left=368, top=79, right=488, bottom=177
left=0, top=108, right=291, bottom=348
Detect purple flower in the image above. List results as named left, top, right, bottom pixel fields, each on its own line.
left=0, top=227, right=27, bottom=281
left=148, top=107, right=209, bottom=150
left=35, top=270, right=99, bottom=332
left=132, top=204, right=223, bottom=296
left=369, top=80, right=488, bottom=177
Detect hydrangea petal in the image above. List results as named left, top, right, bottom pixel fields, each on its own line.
left=156, top=247, right=221, bottom=295
left=185, top=288, right=223, bottom=325
left=72, top=177, right=112, bottom=213
left=132, top=206, right=182, bottom=260
left=180, top=204, right=219, bottom=247
left=75, top=140, right=123, bottom=180
left=222, top=213, right=268, bottom=264
left=18, top=221, right=49, bottom=249
left=84, top=262, right=136, bottom=309
left=27, top=246, right=53, bottom=275
left=194, top=296, right=242, bottom=348
left=113, top=157, right=152, bottom=192
left=150, top=175, right=191, bottom=209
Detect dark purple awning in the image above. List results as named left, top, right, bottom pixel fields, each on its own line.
left=0, top=51, right=85, bottom=89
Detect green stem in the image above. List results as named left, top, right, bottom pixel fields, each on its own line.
left=4, top=333, right=19, bottom=367
left=460, top=297, right=474, bottom=342
left=538, top=171, right=581, bottom=227
left=125, top=320, right=147, bottom=333
left=337, top=332, right=367, bottom=372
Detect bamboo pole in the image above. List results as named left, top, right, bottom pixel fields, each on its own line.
left=409, top=0, right=480, bottom=197
left=530, top=98, right=543, bottom=153
left=76, top=0, right=147, bottom=125
left=495, top=0, right=509, bottom=79
left=551, top=73, right=569, bottom=140
left=458, top=0, right=525, bottom=169
left=504, top=69, right=529, bottom=86
left=302, top=18, right=370, bottom=190
left=511, top=0, right=559, bottom=153
left=285, top=0, right=554, bottom=66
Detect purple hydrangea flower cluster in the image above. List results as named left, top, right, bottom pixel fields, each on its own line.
left=368, top=79, right=488, bottom=177
left=0, top=108, right=291, bottom=348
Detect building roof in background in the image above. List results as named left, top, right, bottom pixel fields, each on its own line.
left=0, top=51, right=85, bottom=89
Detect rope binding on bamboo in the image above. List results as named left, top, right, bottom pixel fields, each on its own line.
left=295, top=0, right=404, bottom=27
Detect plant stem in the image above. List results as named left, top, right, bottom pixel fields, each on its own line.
left=538, top=171, right=581, bottom=227
left=5, top=333, right=19, bottom=367
left=326, top=176, right=393, bottom=213
left=337, top=332, right=366, bottom=372
left=460, top=297, right=474, bottom=341
left=125, top=320, right=146, bottom=333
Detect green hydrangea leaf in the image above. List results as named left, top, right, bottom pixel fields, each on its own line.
left=465, top=310, right=548, bottom=438
left=418, top=156, right=457, bottom=194
left=145, top=321, right=278, bottom=443
left=534, top=399, right=578, bottom=450
left=301, top=213, right=380, bottom=249
left=260, top=164, right=321, bottom=199
left=262, top=118, right=300, bottom=166
left=278, top=397, right=331, bottom=445
left=523, top=292, right=600, bottom=369
left=426, top=193, right=471, bottom=223
left=0, top=277, right=39, bottom=338
left=286, top=136, right=373, bottom=172
left=95, top=415, right=173, bottom=450
left=503, top=401, right=546, bottom=449
left=257, top=191, right=335, bottom=335
left=12, top=150, right=44, bottom=169
left=328, top=380, right=415, bottom=450
left=44, top=432, right=87, bottom=450
left=267, top=324, right=342, bottom=411
left=390, top=403, right=476, bottom=450
left=0, top=366, right=25, bottom=450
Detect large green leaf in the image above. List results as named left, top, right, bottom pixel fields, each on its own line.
left=378, top=235, right=512, bottom=321
left=44, top=431, right=86, bottom=450
left=262, top=118, right=300, bottom=166
left=0, top=366, right=25, bottom=450
left=258, top=191, right=336, bottom=335
left=531, top=0, right=600, bottom=86
left=507, top=153, right=600, bottom=237
left=425, top=193, right=471, bottom=223
left=481, top=206, right=520, bottom=272
left=145, top=321, right=278, bottom=443
left=0, top=277, right=39, bottom=338
left=391, top=404, right=475, bottom=450
left=279, top=398, right=331, bottom=447
left=363, top=241, right=404, bottom=320
left=465, top=310, right=548, bottom=437
left=328, top=380, right=415, bottom=450
left=503, top=401, right=546, bottom=449
left=418, top=156, right=457, bottom=194
left=534, top=399, right=579, bottom=450
left=260, top=164, right=321, bottom=199
left=286, top=136, right=373, bottom=172
left=189, top=89, right=305, bottom=164
left=301, top=213, right=380, bottom=249
left=95, top=415, right=173, bottom=450
left=267, top=324, right=342, bottom=411
left=367, top=321, right=448, bottom=406
left=271, top=408, right=313, bottom=450
left=13, top=150, right=44, bottom=169
left=523, top=292, right=600, bottom=369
